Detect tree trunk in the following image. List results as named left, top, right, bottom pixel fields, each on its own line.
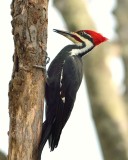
left=113, top=0, right=128, bottom=106
left=8, top=0, right=48, bottom=159
left=53, top=0, right=128, bottom=159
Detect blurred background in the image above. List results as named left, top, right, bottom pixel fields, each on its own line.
left=0, top=0, right=128, bottom=160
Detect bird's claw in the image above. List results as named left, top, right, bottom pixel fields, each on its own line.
left=33, top=50, right=50, bottom=70
left=46, top=56, right=50, bottom=64
left=43, top=50, right=50, bottom=65
left=33, top=51, right=50, bottom=82
left=33, top=64, right=48, bottom=82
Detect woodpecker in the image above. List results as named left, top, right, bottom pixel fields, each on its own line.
left=38, top=29, right=107, bottom=159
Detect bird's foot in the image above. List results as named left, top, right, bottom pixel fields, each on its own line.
left=33, top=51, right=50, bottom=82
left=33, top=64, right=49, bottom=83
left=33, top=51, right=50, bottom=70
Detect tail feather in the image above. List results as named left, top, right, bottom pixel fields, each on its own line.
left=48, top=100, right=64, bottom=151
left=38, top=96, right=69, bottom=158
left=48, top=121, right=62, bottom=151
left=38, top=118, right=54, bottom=160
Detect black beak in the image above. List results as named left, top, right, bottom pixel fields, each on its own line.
left=53, top=29, right=72, bottom=37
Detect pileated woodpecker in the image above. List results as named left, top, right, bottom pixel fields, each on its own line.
left=38, top=29, right=107, bottom=159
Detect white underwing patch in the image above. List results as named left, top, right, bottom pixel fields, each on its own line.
left=60, top=68, right=63, bottom=88
left=61, top=96, right=65, bottom=103
left=59, top=60, right=66, bottom=103
left=60, top=90, right=65, bottom=103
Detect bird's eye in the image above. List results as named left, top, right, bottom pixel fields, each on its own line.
left=80, top=31, right=84, bottom=36
left=77, top=31, right=85, bottom=36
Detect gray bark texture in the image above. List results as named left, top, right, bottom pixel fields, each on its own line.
left=53, top=0, right=128, bottom=159
left=8, top=0, right=48, bottom=160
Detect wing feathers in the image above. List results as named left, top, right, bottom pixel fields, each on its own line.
left=41, top=56, right=83, bottom=152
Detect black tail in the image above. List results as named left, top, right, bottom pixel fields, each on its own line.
left=48, top=119, right=63, bottom=151
left=38, top=96, right=70, bottom=158
left=38, top=118, right=54, bottom=160
left=48, top=99, right=65, bottom=151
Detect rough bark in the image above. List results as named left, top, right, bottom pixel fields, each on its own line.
left=53, top=0, right=128, bottom=159
left=8, top=0, right=48, bottom=160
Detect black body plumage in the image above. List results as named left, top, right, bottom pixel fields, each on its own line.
left=38, top=29, right=107, bottom=160
left=38, top=45, right=83, bottom=159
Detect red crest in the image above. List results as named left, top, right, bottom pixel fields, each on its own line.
left=84, top=30, right=108, bottom=46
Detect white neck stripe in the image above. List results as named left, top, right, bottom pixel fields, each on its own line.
left=70, top=37, right=94, bottom=56
left=70, top=46, right=88, bottom=56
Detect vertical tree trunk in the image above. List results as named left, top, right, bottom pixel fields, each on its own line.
left=114, top=0, right=128, bottom=106
left=8, top=0, right=48, bottom=160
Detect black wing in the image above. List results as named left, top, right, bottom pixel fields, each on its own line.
left=47, top=55, right=83, bottom=150
left=39, top=55, right=83, bottom=153
left=59, top=56, right=83, bottom=125
left=38, top=47, right=83, bottom=158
